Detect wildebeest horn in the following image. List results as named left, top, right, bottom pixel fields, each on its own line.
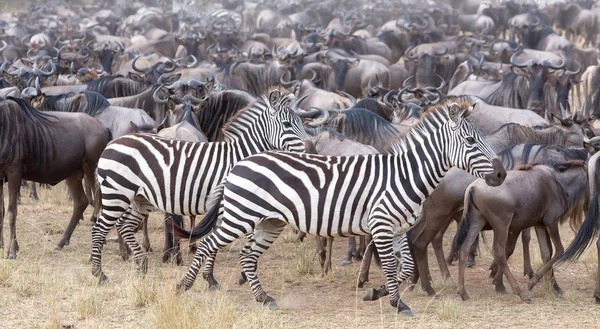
left=542, top=53, right=566, bottom=70
left=131, top=56, right=148, bottom=73
left=162, top=58, right=177, bottom=73
left=434, top=73, right=446, bottom=92
left=33, top=61, right=56, bottom=77
left=340, top=91, right=357, bottom=107
left=531, top=16, right=541, bottom=27
left=297, top=107, right=324, bottom=118
left=290, top=95, right=308, bottom=112
left=307, top=107, right=331, bottom=127
left=21, top=87, right=38, bottom=100
left=70, top=61, right=75, bottom=74
left=307, top=69, right=317, bottom=82
left=383, top=89, right=397, bottom=106
left=434, top=45, right=448, bottom=56
left=152, top=85, right=169, bottom=104
left=413, top=15, right=429, bottom=30
left=510, top=50, right=533, bottom=68
left=280, top=72, right=296, bottom=87
left=165, top=80, right=185, bottom=90
left=21, top=34, right=31, bottom=47
left=34, top=76, right=41, bottom=94
left=404, top=46, right=418, bottom=60
left=0, top=40, right=7, bottom=53
left=185, top=55, right=198, bottom=68
left=403, top=76, right=415, bottom=88
left=565, top=61, right=581, bottom=76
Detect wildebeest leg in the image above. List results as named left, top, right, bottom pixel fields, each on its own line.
left=29, top=182, right=39, bottom=202
left=457, top=209, right=487, bottom=301
left=412, top=222, right=440, bottom=296
left=322, top=237, right=333, bottom=275
left=141, top=217, right=152, bottom=252
left=358, top=235, right=373, bottom=288
left=115, top=201, right=153, bottom=275
left=316, top=236, right=327, bottom=270
left=528, top=223, right=564, bottom=293
left=6, top=173, right=21, bottom=259
left=489, top=214, right=530, bottom=302
left=533, top=226, right=561, bottom=294
left=595, top=237, right=600, bottom=304
left=162, top=213, right=182, bottom=265
left=521, top=227, right=534, bottom=278
left=55, top=174, right=89, bottom=250
left=83, top=177, right=94, bottom=206
left=493, top=231, right=520, bottom=294
left=297, top=231, right=306, bottom=242
left=341, top=237, right=356, bottom=266
left=356, top=236, right=366, bottom=260
left=188, top=215, right=196, bottom=253
left=0, top=179, right=4, bottom=249
left=432, top=219, right=452, bottom=279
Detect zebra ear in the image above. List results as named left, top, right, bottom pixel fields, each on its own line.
left=448, top=103, right=466, bottom=124
left=269, top=89, right=281, bottom=111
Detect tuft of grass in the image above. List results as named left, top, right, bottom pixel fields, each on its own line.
left=295, top=243, right=316, bottom=276
left=10, top=275, right=35, bottom=297
left=130, top=277, right=158, bottom=307
left=75, top=286, right=105, bottom=319
left=0, top=261, right=12, bottom=286
left=148, top=284, right=282, bottom=329
left=436, top=299, right=460, bottom=321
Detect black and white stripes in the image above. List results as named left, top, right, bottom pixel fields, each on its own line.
left=90, top=88, right=308, bottom=282
left=176, top=96, right=506, bottom=314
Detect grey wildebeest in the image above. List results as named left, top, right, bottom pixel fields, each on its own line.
left=455, top=160, right=589, bottom=302
left=0, top=97, right=110, bottom=258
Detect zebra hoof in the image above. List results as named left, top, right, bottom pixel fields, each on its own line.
left=237, top=272, right=247, bottom=286
left=98, top=274, right=109, bottom=285
left=399, top=309, right=414, bottom=317
left=339, top=259, right=352, bottom=266
left=363, top=288, right=379, bottom=302
left=263, top=297, right=278, bottom=310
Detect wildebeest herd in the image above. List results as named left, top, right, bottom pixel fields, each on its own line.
left=1, top=0, right=600, bottom=318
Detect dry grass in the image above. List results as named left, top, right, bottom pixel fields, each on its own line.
left=1, top=183, right=600, bottom=328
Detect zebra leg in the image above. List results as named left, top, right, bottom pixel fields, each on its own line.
left=324, top=237, right=333, bottom=275
left=142, top=217, right=152, bottom=253
left=396, top=235, right=414, bottom=285
left=115, top=202, right=153, bottom=275
left=238, top=219, right=286, bottom=308
left=357, top=235, right=373, bottom=288
left=316, top=237, right=327, bottom=270
left=234, top=233, right=256, bottom=286
left=162, top=213, right=183, bottom=265
left=201, top=250, right=221, bottom=290
left=356, top=236, right=366, bottom=260
left=371, top=229, right=411, bottom=315
left=188, top=215, right=196, bottom=253
left=177, top=225, right=246, bottom=292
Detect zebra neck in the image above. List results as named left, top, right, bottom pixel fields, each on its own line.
left=226, top=126, right=271, bottom=160
left=392, top=125, right=451, bottom=200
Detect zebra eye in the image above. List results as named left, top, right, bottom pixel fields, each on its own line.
left=466, top=137, right=476, bottom=144
left=283, top=121, right=293, bottom=128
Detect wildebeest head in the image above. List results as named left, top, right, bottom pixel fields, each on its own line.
left=323, top=52, right=359, bottom=91
left=404, top=44, right=449, bottom=88
left=93, top=41, right=124, bottom=74
left=130, top=56, right=180, bottom=86
left=396, top=14, right=431, bottom=47
left=96, top=15, right=121, bottom=36
left=510, top=50, right=569, bottom=117
left=175, top=29, right=205, bottom=58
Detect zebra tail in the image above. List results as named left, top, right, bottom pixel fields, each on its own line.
left=453, top=185, right=475, bottom=251
left=556, top=158, right=600, bottom=265
left=171, top=191, right=224, bottom=242
left=92, top=169, right=102, bottom=221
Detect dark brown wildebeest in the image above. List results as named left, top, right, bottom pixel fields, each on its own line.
left=455, top=160, right=589, bottom=301
left=530, top=142, right=600, bottom=304
left=0, top=97, right=110, bottom=258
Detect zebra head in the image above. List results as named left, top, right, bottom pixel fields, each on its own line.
left=263, top=88, right=310, bottom=153
left=445, top=99, right=506, bottom=186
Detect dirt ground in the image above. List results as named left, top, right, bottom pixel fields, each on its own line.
left=0, top=183, right=599, bottom=329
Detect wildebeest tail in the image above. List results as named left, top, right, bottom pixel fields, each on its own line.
left=453, top=185, right=475, bottom=250
left=556, top=158, right=600, bottom=265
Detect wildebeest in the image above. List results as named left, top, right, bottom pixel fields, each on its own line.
left=0, top=97, right=110, bottom=257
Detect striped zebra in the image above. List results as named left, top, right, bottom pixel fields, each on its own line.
left=174, top=96, right=506, bottom=315
left=90, top=87, right=309, bottom=283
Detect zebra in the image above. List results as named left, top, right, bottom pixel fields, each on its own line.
left=90, top=87, right=309, bottom=284
left=174, top=96, right=507, bottom=315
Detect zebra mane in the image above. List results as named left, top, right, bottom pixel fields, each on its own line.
left=221, top=86, right=290, bottom=139
left=387, top=96, right=470, bottom=154
left=198, top=89, right=255, bottom=141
